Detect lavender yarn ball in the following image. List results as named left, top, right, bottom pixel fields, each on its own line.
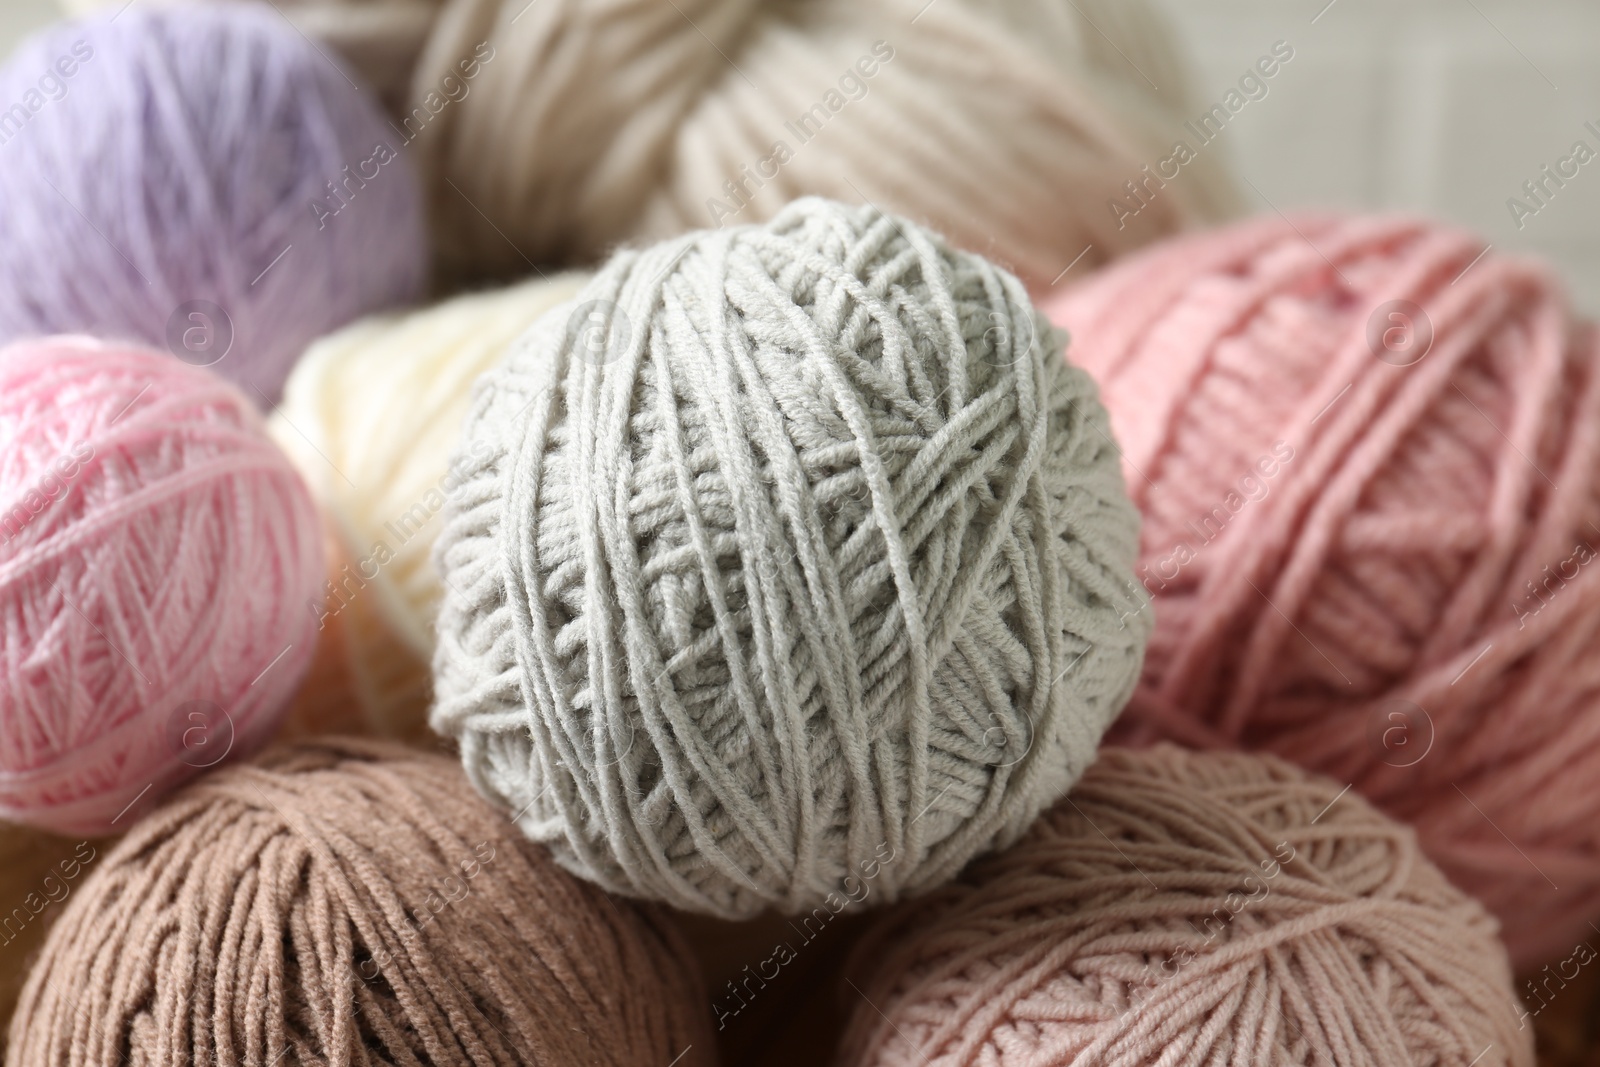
left=0, top=5, right=427, bottom=406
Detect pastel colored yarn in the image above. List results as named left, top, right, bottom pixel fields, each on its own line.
left=1044, top=214, right=1600, bottom=969
left=270, top=273, right=589, bottom=741
left=0, top=338, right=323, bottom=836
left=841, top=745, right=1532, bottom=1067
left=432, top=197, right=1148, bottom=918
left=0, top=6, right=427, bottom=407
left=7, top=739, right=715, bottom=1067
left=403, top=0, right=1235, bottom=286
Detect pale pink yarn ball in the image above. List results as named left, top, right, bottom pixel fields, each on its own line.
left=0, top=337, right=323, bottom=835
left=841, top=746, right=1531, bottom=1067
left=1043, top=213, right=1600, bottom=970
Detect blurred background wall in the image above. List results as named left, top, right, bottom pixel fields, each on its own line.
left=6, top=0, right=1598, bottom=310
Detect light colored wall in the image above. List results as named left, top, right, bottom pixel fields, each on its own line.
left=1150, top=0, right=1600, bottom=311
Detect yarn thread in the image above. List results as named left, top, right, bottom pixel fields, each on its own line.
left=432, top=197, right=1148, bottom=918
left=841, top=745, right=1533, bottom=1067
left=0, top=337, right=323, bottom=835
left=7, top=738, right=715, bottom=1066
left=0, top=6, right=427, bottom=405
left=1045, top=213, right=1600, bottom=969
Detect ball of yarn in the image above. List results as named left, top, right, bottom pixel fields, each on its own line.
left=270, top=273, right=589, bottom=741
left=841, top=745, right=1533, bottom=1067
left=0, top=337, right=324, bottom=835
left=1044, top=213, right=1600, bottom=970
left=7, top=738, right=715, bottom=1067
left=0, top=6, right=427, bottom=406
left=404, top=0, right=1236, bottom=286
left=432, top=197, right=1149, bottom=918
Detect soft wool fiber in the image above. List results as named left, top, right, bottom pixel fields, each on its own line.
left=412, top=0, right=1237, bottom=286
left=0, top=6, right=427, bottom=406
left=432, top=198, right=1148, bottom=918
left=270, top=273, right=589, bottom=741
left=7, top=739, right=715, bottom=1067
left=841, top=746, right=1532, bottom=1067
left=0, top=338, right=323, bottom=836
left=1045, top=214, right=1600, bottom=970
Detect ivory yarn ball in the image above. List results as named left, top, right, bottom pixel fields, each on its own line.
left=7, top=739, right=715, bottom=1067
left=431, top=198, right=1149, bottom=918
left=1044, top=214, right=1600, bottom=970
left=0, top=337, right=323, bottom=836
left=841, top=745, right=1533, bottom=1067
left=0, top=5, right=427, bottom=406
left=270, top=273, right=589, bottom=741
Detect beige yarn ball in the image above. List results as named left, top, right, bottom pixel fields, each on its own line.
left=410, top=0, right=1238, bottom=284
left=270, top=273, right=589, bottom=741
left=841, top=745, right=1533, bottom=1067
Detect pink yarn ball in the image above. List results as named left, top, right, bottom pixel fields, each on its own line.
left=1043, top=213, right=1600, bottom=969
left=0, top=337, right=324, bottom=835
left=840, top=746, right=1531, bottom=1067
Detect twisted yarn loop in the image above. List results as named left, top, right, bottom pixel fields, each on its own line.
left=432, top=197, right=1147, bottom=918
left=406, top=0, right=1234, bottom=284
left=841, top=745, right=1532, bottom=1067
left=0, top=338, right=323, bottom=835
left=7, top=739, right=715, bottom=1067
left=0, top=5, right=427, bottom=405
left=1045, top=213, right=1600, bottom=968
left=270, top=273, right=590, bottom=741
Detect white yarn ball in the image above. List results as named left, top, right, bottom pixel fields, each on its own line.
left=432, top=199, right=1149, bottom=918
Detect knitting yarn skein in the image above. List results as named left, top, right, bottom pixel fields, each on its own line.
left=841, top=745, right=1532, bottom=1067
left=0, top=338, right=323, bottom=836
left=0, top=6, right=427, bottom=406
left=7, top=738, right=715, bottom=1067
left=271, top=273, right=589, bottom=742
left=406, top=0, right=1236, bottom=286
left=1045, top=214, right=1600, bottom=969
left=432, top=197, right=1148, bottom=919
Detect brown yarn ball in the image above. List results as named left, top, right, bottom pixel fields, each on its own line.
left=7, top=738, right=715, bottom=1067
left=841, top=745, right=1532, bottom=1067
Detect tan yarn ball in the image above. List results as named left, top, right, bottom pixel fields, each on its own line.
left=8, top=739, right=715, bottom=1067
left=270, top=274, right=588, bottom=741
left=841, top=745, right=1533, bottom=1067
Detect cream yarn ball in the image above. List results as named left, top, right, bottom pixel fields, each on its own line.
left=431, top=198, right=1149, bottom=918
left=270, top=274, right=588, bottom=741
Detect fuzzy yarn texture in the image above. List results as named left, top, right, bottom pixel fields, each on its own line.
left=0, top=827, right=101, bottom=1054
left=245, top=0, right=1230, bottom=287
left=0, top=337, right=324, bottom=836
left=431, top=197, right=1148, bottom=918
left=6, top=738, right=715, bottom=1067
left=270, top=273, right=589, bottom=741
left=841, top=745, right=1533, bottom=1067
left=0, top=6, right=427, bottom=407
left=1044, top=213, right=1600, bottom=971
